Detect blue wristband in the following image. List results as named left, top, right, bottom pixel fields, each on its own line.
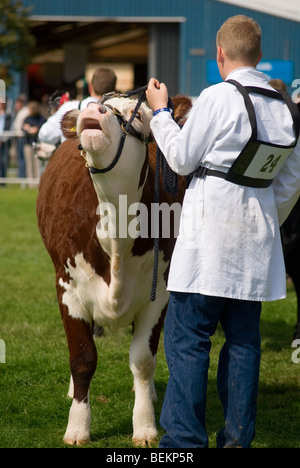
left=153, top=107, right=171, bottom=116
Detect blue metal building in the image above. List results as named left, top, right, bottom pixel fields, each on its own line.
left=19, top=0, right=300, bottom=99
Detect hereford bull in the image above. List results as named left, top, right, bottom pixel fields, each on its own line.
left=36, top=94, right=191, bottom=446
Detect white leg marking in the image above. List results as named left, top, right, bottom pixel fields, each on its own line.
left=63, top=399, right=91, bottom=446
left=129, top=289, right=168, bottom=446
left=68, top=375, right=74, bottom=399
left=131, top=365, right=158, bottom=446
left=129, top=326, right=159, bottom=444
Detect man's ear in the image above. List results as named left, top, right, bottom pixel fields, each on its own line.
left=217, top=46, right=225, bottom=65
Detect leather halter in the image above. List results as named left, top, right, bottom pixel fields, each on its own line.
left=79, top=92, right=151, bottom=174
left=105, top=104, right=151, bottom=144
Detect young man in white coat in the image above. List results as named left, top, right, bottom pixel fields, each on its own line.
left=146, top=15, right=300, bottom=448
left=38, top=68, right=116, bottom=146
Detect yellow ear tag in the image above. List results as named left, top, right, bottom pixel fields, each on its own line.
left=70, top=126, right=77, bottom=132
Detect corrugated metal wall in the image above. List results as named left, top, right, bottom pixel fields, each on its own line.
left=149, top=23, right=179, bottom=97
left=22, top=0, right=300, bottom=97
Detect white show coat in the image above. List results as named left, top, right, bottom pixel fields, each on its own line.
left=150, top=67, right=300, bottom=301
left=38, top=96, right=97, bottom=145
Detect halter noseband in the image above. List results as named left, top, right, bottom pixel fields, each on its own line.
left=79, top=87, right=151, bottom=174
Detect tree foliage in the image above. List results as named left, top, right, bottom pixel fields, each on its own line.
left=0, top=0, right=35, bottom=87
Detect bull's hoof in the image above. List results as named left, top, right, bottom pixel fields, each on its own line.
left=64, top=437, right=90, bottom=446
left=132, top=437, right=158, bottom=447
left=132, top=429, right=158, bottom=447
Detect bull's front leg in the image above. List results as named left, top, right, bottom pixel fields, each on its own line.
left=130, top=304, right=167, bottom=446
left=58, top=299, right=97, bottom=446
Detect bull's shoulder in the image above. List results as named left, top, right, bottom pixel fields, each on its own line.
left=37, top=138, right=100, bottom=268
left=38, top=138, right=89, bottom=191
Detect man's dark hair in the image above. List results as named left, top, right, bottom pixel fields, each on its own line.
left=92, top=68, right=117, bottom=96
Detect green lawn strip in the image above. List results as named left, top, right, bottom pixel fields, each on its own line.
left=0, top=186, right=300, bottom=448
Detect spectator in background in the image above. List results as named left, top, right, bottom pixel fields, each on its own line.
left=22, top=101, right=46, bottom=186
left=38, top=67, right=117, bottom=146
left=269, top=78, right=300, bottom=104
left=11, top=94, right=29, bottom=177
left=48, top=90, right=70, bottom=116
left=0, top=102, right=12, bottom=179
left=269, top=78, right=287, bottom=92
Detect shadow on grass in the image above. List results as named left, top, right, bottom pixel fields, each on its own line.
left=254, top=381, right=300, bottom=448
left=260, top=318, right=297, bottom=351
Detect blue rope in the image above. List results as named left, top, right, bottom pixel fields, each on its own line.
left=150, top=97, right=177, bottom=301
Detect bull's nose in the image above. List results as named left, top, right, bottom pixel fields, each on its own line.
left=87, top=101, right=107, bottom=114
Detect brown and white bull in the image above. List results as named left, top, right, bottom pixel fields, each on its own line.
left=36, top=94, right=191, bottom=446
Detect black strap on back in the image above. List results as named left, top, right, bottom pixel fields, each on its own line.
left=226, top=79, right=300, bottom=142
left=278, top=90, right=300, bottom=141
left=226, top=79, right=258, bottom=139
left=195, top=79, right=300, bottom=187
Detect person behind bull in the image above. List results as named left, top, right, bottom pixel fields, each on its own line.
left=22, top=101, right=46, bottom=186
left=0, top=102, right=12, bottom=181
left=38, top=67, right=117, bottom=146
left=146, top=15, right=300, bottom=448
left=11, top=94, right=29, bottom=178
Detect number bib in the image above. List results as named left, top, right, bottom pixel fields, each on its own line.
left=225, top=140, right=294, bottom=188
left=195, top=80, right=300, bottom=188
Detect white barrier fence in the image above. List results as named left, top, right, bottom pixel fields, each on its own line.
left=0, top=177, right=40, bottom=185
left=0, top=130, right=48, bottom=186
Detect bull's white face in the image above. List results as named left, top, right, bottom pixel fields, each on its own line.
left=77, top=97, right=152, bottom=177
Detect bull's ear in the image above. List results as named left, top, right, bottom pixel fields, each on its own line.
left=171, top=95, right=192, bottom=125
left=60, top=109, right=80, bottom=139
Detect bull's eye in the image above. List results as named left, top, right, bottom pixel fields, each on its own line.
left=130, top=109, right=142, bottom=121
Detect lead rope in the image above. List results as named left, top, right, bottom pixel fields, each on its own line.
left=150, top=97, right=177, bottom=301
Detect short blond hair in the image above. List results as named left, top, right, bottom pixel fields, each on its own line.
left=217, top=15, right=261, bottom=65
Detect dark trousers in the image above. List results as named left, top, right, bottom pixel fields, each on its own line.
left=159, top=291, right=261, bottom=448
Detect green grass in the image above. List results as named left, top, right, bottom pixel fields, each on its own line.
left=0, top=186, right=300, bottom=448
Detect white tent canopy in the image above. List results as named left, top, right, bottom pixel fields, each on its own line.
left=216, top=0, right=300, bottom=23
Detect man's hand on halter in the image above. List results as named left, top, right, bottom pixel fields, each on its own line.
left=146, top=78, right=169, bottom=112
